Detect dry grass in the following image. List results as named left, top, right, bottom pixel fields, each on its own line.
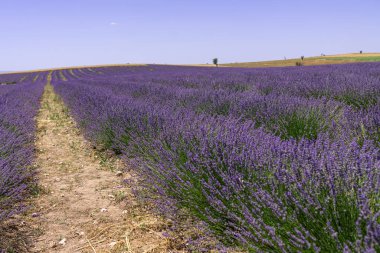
left=0, top=217, right=33, bottom=253
left=222, top=52, right=380, bottom=68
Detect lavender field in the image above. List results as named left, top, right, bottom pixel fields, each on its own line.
left=0, top=63, right=379, bottom=252
left=46, top=63, right=379, bottom=252
left=0, top=72, right=46, bottom=222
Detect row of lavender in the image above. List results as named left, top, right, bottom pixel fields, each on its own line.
left=0, top=71, right=48, bottom=85
left=0, top=72, right=46, bottom=222
left=53, top=64, right=380, bottom=252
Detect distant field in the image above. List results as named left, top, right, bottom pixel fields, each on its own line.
left=222, top=53, right=380, bottom=68
left=3, top=53, right=380, bottom=74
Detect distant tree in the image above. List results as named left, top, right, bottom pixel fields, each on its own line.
left=301, top=56, right=305, bottom=61
left=296, top=61, right=303, bottom=66
left=213, top=58, right=218, bottom=67
left=360, top=50, right=363, bottom=54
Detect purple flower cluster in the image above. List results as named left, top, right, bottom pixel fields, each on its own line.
left=53, top=63, right=380, bottom=252
left=0, top=73, right=46, bottom=222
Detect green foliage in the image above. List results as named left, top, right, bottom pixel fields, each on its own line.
left=361, top=123, right=380, bottom=147
left=335, top=92, right=378, bottom=109
left=0, top=120, right=18, bottom=134
left=272, top=109, right=326, bottom=140
left=196, top=101, right=231, bottom=116
left=259, top=86, right=273, bottom=95
left=97, top=124, right=115, bottom=150
left=327, top=56, right=380, bottom=62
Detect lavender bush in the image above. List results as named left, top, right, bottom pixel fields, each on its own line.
left=53, top=63, right=380, bottom=252
left=0, top=74, right=45, bottom=222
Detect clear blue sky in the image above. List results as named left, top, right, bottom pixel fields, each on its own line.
left=1, top=0, right=379, bottom=70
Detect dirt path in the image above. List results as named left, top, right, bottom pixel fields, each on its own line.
left=30, top=75, right=170, bottom=252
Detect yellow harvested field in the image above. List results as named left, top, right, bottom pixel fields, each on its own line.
left=222, top=53, right=380, bottom=68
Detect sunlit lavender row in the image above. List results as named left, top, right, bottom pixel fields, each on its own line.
left=0, top=73, right=46, bottom=221
left=53, top=64, right=380, bottom=252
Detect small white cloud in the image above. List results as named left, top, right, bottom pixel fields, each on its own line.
left=110, top=22, right=118, bottom=26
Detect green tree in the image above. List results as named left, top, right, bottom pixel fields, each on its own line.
left=213, top=58, right=218, bottom=67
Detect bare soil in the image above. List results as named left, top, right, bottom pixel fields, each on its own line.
left=29, top=76, right=171, bottom=252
